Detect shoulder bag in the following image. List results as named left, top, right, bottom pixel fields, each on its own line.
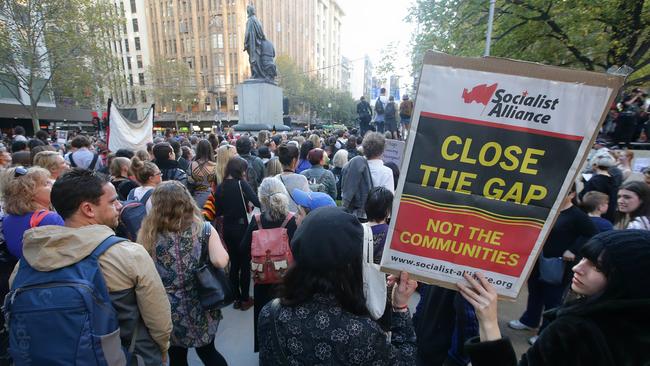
left=195, top=222, right=234, bottom=309
left=538, top=255, right=565, bottom=285
left=361, top=223, right=387, bottom=319
left=239, top=180, right=254, bottom=223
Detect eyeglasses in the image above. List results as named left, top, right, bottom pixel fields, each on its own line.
left=154, top=171, right=162, bottom=176
left=14, top=166, right=27, bottom=178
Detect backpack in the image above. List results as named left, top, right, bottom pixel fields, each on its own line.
left=242, top=156, right=260, bottom=193
left=4, top=235, right=135, bottom=365
left=251, top=213, right=294, bottom=284
left=375, top=97, right=385, bottom=115
left=69, top=152, right=99, bottom=170
left=117, top=189, right=153, bottom=241
left=385, top=102, right=396, bottom=117
left=400, top=100, right=413, bottom=117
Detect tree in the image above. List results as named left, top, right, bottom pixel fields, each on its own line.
left=407, top=0, right=650, bottom=86
left=276, top=55, right=357, bottom=126
left=376, top=42, right=399, bottom=86
left=147, top=58, right=197, bottom=114
left=0, top=0, right=123, bottom=132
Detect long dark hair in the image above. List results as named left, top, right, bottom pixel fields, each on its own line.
left=299, top=140, right=314, bottom=160
left=195, top=139, right=215, bottom=162
left=224, top=157, right=247, bottom=181
left=560, top=230, right=650, bottom=315
left=614, top=181, right=650, bottom=228
left=278, top=257, right=369, bottom=316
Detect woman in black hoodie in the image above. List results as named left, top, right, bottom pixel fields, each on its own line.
left=459, top=230, right=650, bottom=366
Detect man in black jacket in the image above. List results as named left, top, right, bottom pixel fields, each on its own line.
left=152, top=142, right=188, bottom=187
left=236, top=136, right=265, bottom=193
left=357, top=96, right=372, bottom=137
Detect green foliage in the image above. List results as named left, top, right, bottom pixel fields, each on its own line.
left=376, top=42, right=398, bottom=86
left=277, top=55, right=357, bottom=126
left=407, top=0, right=650, bottom=87
left=0, top=0, right=124, bottom=130
left=147, top=58, right=197, bottom=112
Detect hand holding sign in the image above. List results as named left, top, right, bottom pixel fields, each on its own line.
left=379, top=51, right=623, bottom=298
left=457, top=272, right=501, bottom=341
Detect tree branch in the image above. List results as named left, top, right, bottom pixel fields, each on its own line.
left=493, top=20, right=528, bottom=41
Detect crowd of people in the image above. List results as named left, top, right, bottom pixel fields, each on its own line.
left=0, top=123, right=647, bottom=365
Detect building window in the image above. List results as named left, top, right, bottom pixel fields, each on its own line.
left=129, top=75, right=133, bottom=86
left=138, top=73, right=145, bottom=86
left=136, top=55, right=143, bottom=69
left=126, top=56, right=132, bottom=70
left=0, top=73, right=19, bottom=100
left=130, top=0, right=136, bottom=13
left=132, top=18, right=139, bottom=32
left=141, top=90, right=147, bottom=103
left=124, top=39, right=129, bottom=52
left=134, top=37, right=141, bottom=51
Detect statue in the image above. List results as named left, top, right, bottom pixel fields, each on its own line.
left=244, top=4, right=277, bottom=82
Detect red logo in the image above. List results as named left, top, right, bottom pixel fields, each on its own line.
left=462, top=83, right=498, bottom=106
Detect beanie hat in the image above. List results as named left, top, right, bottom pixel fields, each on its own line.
left=290, top=206, right=363, bottom=272
left=590, top=153, right=616, bottom=168
left=586, top=229, right=650, bottom=300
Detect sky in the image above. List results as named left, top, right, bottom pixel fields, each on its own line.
left=339, top=0, right=416, bottom=83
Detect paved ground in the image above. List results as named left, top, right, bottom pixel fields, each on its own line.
left=187, top=286, right=533, bottom=365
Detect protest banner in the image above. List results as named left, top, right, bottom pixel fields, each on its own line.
left=107, top=99, right=154, bottom=152
left=382, top=139, right=406, bottom=167
left=380, top=52, right=623, bottom=298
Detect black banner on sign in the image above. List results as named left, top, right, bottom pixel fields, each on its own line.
left=407, top=113, right=582, bottom=221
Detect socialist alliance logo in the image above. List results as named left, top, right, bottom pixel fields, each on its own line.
left=462, top=83, right=498, bottom=106
left=461, top=83, right=559, bottom=124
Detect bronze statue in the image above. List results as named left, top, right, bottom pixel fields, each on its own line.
left=244, top=4, right=276, bottom=82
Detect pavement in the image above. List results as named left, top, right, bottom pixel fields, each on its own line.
left=187, top=286, right=533, bottom=365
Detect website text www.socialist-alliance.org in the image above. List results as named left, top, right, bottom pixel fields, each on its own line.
left=390, top=255, right=514, bottom=290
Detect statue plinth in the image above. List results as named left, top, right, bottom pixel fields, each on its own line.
left=233, top=80, right=290, bottom=132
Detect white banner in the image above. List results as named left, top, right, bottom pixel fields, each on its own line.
left=107, top=100, right=154, bottom=152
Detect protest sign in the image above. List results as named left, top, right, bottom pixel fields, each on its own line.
left=56, top=130, right=68, bottom=145
left=380, top=52, right=623, bottom=298
left=382, top=139, right=406, bottom=167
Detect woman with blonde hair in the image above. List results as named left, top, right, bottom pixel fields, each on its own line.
left=617, top=149, right=634, bottom=181
left=134, top=149, right=150, bottom=162
left=33, top=151, right=68, bottom=180
left=308, top=133, right=321, bottom=149
left=214, top=144, right=237, bottom=186
left=239, top=177, right=298, bottom=352
left=128, top=156, right=162, bottom=212
left=265, top=156, right=282, bottom=177
left=137, top=181, right=229, bottom=366
left=0, top=166, right=63, bottom=258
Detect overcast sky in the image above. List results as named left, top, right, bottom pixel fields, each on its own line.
left=339, top=0, right=416, bottom=80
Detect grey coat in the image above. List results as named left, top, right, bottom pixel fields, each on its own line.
left=341, top=156, right=373, bottom=217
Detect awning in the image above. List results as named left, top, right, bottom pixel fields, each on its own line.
left=0, top=103, right=94, bottom=122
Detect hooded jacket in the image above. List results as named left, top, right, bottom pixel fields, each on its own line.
left=466, top=230, right=650, bottom=366
left=11, top=225, right=172, bottom=365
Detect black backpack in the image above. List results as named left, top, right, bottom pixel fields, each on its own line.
left=385, top=102, right=396, bottom=117
left=242, top=156, right=260, bottom=193
left=375, top=97, right=385, bottom=115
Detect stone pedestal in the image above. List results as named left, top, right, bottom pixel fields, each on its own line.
left=234, top=80, right=289, bottom=132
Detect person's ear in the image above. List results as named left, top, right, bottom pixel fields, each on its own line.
left=79, top=201, right=96, bottom=219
